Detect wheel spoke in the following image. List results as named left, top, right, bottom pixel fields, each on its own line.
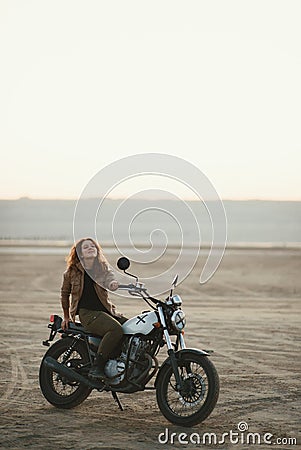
left=156, top=353, right=219, bottom=426
left=50, top=349, right=83, bottom=397
left=40, top=338, right=92, bottom=409
left=165, top=359, right=208, bottom=417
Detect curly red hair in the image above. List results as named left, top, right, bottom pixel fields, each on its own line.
left=66, top=238, right=109, bottom=273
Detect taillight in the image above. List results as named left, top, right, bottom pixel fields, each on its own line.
left=50, top=314, right=55, bottom=323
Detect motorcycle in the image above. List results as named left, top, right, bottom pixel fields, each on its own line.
left=39, top=257, right=219, bottom=427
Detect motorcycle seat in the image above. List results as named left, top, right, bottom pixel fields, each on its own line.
left=68, top=321, right=102, bottom=339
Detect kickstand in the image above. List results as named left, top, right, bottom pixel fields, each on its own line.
left=111, top=391, right=124, bottom=411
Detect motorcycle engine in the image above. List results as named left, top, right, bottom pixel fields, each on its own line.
left=104, top=359, right=126, bottom=385
left=104, top=336, right=147, bottom=385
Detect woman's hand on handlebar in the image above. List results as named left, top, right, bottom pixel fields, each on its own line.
left=109, top=280, right=119, bottom=291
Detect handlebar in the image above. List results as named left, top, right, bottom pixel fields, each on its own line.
left=118, top=280, right=155, bottom=300
left=118, top=284, right=136, bottom=290
left=117, top=283, right=164, bottom=310
left=118, top=283, right=147, bottom=297
left=116, top=263, right=179, bottom=309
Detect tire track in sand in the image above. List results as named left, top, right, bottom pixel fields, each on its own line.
left=0, top=341, right=30, bottom=410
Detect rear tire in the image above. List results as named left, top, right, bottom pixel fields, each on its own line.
left=39, top=338, right=92, bottom=409
left=156, top=352, right=219, bottom=427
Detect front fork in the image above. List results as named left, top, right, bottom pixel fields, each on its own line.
left=158, top=306, right=185, bottom=390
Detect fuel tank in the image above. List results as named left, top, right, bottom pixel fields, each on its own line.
left=122, top=311, right=158, bottom=335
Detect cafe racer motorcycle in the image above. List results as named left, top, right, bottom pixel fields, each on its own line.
left=39, top=257, right=219, bottom=427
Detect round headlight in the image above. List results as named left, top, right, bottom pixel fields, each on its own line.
left=171, top=310, right=186, bottom=331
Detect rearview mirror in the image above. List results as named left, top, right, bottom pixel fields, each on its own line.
left=117, top=257, right=130, bottom=271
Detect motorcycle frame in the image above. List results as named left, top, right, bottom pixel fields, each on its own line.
left=43, top=308, right=188, bottom=393
left=43, top=280, right=199, bottom=394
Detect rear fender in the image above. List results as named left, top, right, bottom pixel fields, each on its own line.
left=42, top=315, right=88, bottom=346
left=42, top=315, right=62, bottom=346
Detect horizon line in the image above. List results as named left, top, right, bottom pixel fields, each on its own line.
left=0, top=196, right=301, bottom=202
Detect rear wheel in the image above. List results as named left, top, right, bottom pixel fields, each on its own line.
left=39, top=337, right=92, bottom=409
left=156, top=352, right=219, bottom=427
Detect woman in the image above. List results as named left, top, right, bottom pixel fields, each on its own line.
left=60, top=237, right=126, bottom=379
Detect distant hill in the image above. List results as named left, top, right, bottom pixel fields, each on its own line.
left=0, top=198, right=300, bottom=245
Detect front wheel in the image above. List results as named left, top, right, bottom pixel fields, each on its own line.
left=39, top=337, right=92, bottom=409
left=156, top=351, right=219, bottom=427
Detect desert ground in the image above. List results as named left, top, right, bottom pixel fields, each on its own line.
left=0, top=247, right=300, bottom=449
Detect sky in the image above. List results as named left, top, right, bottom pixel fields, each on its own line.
left=1, top=0, right=300, bottom=201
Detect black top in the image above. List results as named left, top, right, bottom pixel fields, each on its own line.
left=78, top=271, right=108, bottom=313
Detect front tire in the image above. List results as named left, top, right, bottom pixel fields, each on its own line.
left=39, top=337, right=92, bottom=409
left=156, top=352, right=219, bottom=427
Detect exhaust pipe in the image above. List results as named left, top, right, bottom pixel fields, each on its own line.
left=44, top=356, right=104, bottom=390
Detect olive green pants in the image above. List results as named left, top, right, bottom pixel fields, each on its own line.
left=79, top=308, right=127, bottom=359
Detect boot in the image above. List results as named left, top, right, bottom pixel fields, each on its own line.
left=89, top=353, right=106, bottom=380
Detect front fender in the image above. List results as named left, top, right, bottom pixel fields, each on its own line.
left=155, top=348, right=209, bottom=387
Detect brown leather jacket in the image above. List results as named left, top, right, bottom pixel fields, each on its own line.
left=60, top=261, right=119, bottom=322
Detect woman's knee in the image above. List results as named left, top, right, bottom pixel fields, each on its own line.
left=111, top=322, right=123, bottom=340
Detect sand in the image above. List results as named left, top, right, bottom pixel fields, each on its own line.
left=0, top=248, right=300, bottom=449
